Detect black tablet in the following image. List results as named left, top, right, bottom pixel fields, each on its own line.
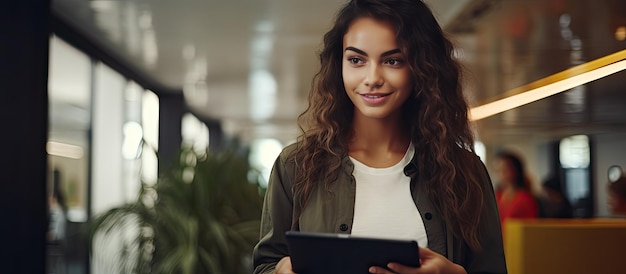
left=285, top=231, right=420, bottom=274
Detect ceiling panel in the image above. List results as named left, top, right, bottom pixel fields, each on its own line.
left=450, top=0, right=626, bottom=144
left=52, top=0, right=626, bottom=145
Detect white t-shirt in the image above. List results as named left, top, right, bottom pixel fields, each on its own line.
left=349, top=144, right=428, bottom=248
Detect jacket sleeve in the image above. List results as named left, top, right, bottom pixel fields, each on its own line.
left=252, top=146, right=297, bottom=274
left=465, top=157, right=508, bottom=274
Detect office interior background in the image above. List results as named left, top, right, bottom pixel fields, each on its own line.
left=1, top=0, right=626, bottom=273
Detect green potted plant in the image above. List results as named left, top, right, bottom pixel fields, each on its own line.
left=90, top=143, right=265, bottom=274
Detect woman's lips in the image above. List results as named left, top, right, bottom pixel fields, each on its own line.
left=359, top=93, right=391, bottom=105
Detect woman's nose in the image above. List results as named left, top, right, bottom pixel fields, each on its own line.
left=364, top=64, right=383, bottom=88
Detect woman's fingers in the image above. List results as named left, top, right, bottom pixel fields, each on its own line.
left=387, top=262, right=420, bottom=273
left=418, top=246, right=437, bottom=257
left=368, top=266, right=396, bottom=274
left=275, top=256, right=296, bottom=274
left=369, top=247, right=466, bottom=274
left=369, top=263, right=420, bottom=274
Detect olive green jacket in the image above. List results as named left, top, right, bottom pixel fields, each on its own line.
left=252, top=143, right=507, bottom=274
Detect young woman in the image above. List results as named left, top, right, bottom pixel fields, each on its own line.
left=494, top=151, right=539, bottom=225
left=253, top=0, right=506, bottom=273
left=608, top=176, right=626, bottom=217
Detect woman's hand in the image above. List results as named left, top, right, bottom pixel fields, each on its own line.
left=368, top=247, right=467, bottom=274
left=274, top=256, right=296, bottom=274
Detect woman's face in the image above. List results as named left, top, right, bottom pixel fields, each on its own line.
left=496, top=158, right=515, bottom=187
left=342, top=17, right=412, bottom=121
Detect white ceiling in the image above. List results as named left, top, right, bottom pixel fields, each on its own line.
left=51, top=0, right=626, bottom=145
left=51, top=0, right=473, bottom=144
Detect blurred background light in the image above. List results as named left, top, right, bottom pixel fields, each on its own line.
left=47, top=141, right=84, bottom=159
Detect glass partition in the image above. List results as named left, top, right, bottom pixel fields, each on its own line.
left=47, top=34, right=92, bottom=274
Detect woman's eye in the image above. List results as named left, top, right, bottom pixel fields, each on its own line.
left=386, top=58, right=402, bottom=66
left=348, top=57, right=362, bottom=65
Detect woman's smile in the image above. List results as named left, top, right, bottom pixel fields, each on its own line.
left=358, top=92, right=393, bottom=106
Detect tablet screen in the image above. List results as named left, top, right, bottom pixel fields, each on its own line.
left=285, top=231, right=420, bottom=274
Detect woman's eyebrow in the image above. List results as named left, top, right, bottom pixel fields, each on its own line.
left=344, top=46, right=401, bottom=58
left=381, top=49, right=401, bottom=57
left=345, top=46, right=368, bottom=56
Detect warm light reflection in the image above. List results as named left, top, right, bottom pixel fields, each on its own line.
left=470, top=50, right=626, bottom=121
left=616, top=26, right=626, bottom=41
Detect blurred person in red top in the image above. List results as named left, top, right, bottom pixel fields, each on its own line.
left=608, top=176, right=626, bottom=217
left=494, top=151, right=538, bottom=226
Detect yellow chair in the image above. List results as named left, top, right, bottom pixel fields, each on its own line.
left=504, top=218, right=626, bottom=274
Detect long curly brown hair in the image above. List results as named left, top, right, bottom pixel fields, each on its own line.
left=293, top=0, right=485, bottom=250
